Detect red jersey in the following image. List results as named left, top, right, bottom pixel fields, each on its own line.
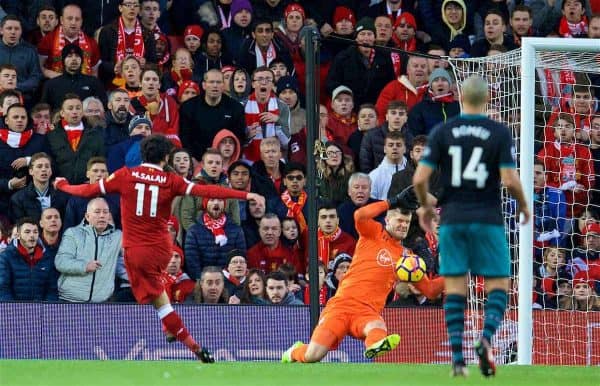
left=57, top=163, right=248, bottom=248
left=247, top=240, right=301, bottom=274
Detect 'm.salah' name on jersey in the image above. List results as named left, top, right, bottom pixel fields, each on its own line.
left=420, top=115, right=516, bottom=225
left=99, top=164, right=192, bottom=248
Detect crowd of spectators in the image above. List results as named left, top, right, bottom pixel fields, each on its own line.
left=0, top=0, right=598, bottom=310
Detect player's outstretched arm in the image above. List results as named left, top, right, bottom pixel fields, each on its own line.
left=53, top=177, right=102, bottom=198
left=189, top=184, right=265, bottom=207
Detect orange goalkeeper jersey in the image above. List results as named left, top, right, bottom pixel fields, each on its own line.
left=333, top=200, right=407, bottom=313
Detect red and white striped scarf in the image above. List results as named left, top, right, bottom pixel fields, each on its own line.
left=244, top=92, right=279, bottom=162
left=203, top=213, right=228, bottom=246
left=0, top=128, right=33, bottom=148
left=50, top=26, right=93, bottom=74
left=558, top=16, right=588, bottom=38
left=255, top=42, right=277, bottom=67
left=116, top=17, right=145, bottom=63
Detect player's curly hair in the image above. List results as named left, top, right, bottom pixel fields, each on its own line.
left=140, top=135, right=173, bottom=164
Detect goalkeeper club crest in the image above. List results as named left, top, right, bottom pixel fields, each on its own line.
left=376, top=249, right=394, bottom=267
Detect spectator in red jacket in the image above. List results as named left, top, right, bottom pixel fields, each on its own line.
left=536, top=112, right=595, bottom=217
left=327, top=85, right=357, bottom=145
left=375, top=55, right=429, bottom=123
left=247, top=213, right=301, bottom=274
left=38, top=4, right=101, bottom=79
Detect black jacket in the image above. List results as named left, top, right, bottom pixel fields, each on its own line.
left=40, top=71, right=107, bottom=111
left=47, top=122, right=105, bottom=184
left=326, top=46, right=395, bottom=108
left=359, top=123, right=412, bottom=173
left=8, top=182, right=69, bottom=224
left=0, top=132, right=49, bottom=217
left=236, top=38, right=295, bottom=77
left=103, top=112, right=133, bottom=148
left=179, top=94, right=245, bottom=161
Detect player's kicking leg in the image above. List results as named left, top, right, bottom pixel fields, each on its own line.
left=152, top=292, right=215, bottom=363
left=363, top=320, right=400, bottom=359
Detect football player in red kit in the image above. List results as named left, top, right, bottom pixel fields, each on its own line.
left=55, top=135, right=265, bottom=362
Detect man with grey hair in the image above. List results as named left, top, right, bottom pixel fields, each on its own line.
left=55, top=197, right=122, bottom=303
left=413, top=75, right=530, bottom=377
left=336, top=172, right=385, bottom=239
left=83, top=96, right=106, bottom=128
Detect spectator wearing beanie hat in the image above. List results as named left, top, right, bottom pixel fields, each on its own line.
left=106, top=114, right=152, bottom=172
left=323, top=6, right=357, bottom=59
left=237, top=17, right=295, bottom=77
left=222, top=249, right=248, bottom=298
left=163, top=245, right=196, bottom=303
left=325, top=252, right=353, bottom=298
left=391, top=12, right=419, bottom=52
left=183, top=25, right=204, bottom=56
left=276, top=75, right=306, bottom=136
left=40, top=44, right=107, bottom=111
left=275, top=3, right=306, bottom=66
left=222, top=0, right=254, bottom=60
left=177, top=80, right=201, bottom=104
left=447, top=34, right=472, bottom=58
left=407, top=67, right=460, bottom=137
left=326, top=17, right=395, bottom=109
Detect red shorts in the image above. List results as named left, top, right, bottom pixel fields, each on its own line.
left=124, top=245, right=171, bottom=304
left=311, top=297, right=384, bottom=350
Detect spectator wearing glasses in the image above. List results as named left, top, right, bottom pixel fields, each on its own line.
left=98, top=0, right=157, bottom=87
left=243, top=66, right=290, bottom=163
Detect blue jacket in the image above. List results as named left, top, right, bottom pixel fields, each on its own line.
left=407, top=93, right=461, bottom=138
left=107, top=135, right=144, bottom=173
left=0, top=240, right=58, bottom=301
left=0, top=39, right=43, bottom=97
left=184, top=215, right=246, bottom=280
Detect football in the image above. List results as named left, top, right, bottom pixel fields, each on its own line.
left=395, top=255, right=426, bottom=282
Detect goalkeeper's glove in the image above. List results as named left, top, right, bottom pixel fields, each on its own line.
left=388, top=185, right=419, bottom=210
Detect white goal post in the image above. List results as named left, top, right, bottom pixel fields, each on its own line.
left=519, top=37, right=600, bottom=365
left=447, top=37, right=600, bottom=367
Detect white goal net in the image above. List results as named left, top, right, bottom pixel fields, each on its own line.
left=447, top=38, right=600, bottom=366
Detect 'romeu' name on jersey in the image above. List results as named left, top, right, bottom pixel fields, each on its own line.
left=420, top=114, right=516, bottom=225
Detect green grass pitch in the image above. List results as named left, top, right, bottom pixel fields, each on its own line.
left=1, top=361, right=599, bottom=386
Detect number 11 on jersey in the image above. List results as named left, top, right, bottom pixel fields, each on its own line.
left=134, top=183, right=159, bottom=217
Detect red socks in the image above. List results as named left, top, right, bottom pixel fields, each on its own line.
left=158, top=304, right=199, bottom=352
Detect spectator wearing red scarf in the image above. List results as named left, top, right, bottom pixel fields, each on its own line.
left=98, top=0, right=157, bottom=86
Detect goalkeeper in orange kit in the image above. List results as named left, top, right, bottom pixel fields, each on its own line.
left=281, top=187, right=445, bottom=363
